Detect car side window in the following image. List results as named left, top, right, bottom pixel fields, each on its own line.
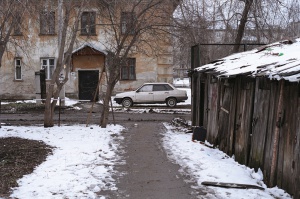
left=164, top=84, right=174, bottom=91
left=153, top=85, right=167, bottom=91
left=138, top=85, right=153, bottom=92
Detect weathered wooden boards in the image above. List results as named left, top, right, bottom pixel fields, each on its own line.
left=192, top=74, right=300, bottom=198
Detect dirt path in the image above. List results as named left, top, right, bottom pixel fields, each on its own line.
left=102, top=121, right=201, bottom=199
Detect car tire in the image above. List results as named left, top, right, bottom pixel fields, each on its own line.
left=122, top=98, right=133, bottom=108
left=166, top=97, right=177, bottom=107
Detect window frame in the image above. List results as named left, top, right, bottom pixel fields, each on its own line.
left=120, top=58, right=136, bottom=80
left=14, top=58, right=22, bottom=80
left=40, top=11, right=56, bottom=35
left=41, top=58, right=55, bottom=80
left=121, top=12, right=136, bottom=35
left=81, top=11, right=96, bottom=35
left=13, top=15, right=23, bottom=36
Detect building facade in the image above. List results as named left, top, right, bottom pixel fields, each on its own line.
left=0, top=0, right=178, bottom=100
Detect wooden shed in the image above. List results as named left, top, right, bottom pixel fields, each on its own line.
left=191, top=38, right=300, bottom=198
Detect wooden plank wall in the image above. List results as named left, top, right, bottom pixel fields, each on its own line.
left=206, top=77, right=219, bottom=142
left=261, top=81, right=278, bottom=185
left=276, top=82, right=300, bottom=197
left=192, top=74, right=300, bottom=197
left=234, top=77, right=255, bottom=165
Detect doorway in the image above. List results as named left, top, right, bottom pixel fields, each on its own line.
left=78, top=70, right=99, bottom=101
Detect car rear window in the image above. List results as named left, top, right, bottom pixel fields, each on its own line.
left=164, top=84, right=174, bottom=90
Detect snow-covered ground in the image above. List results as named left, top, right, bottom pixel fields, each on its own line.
left=0, top=121, right=292, bottom=199
left=0, top=125, right=124, bottom=199
left=0, top=97, right=79, bottom=106
left=162, top=123, right=292, bottom=199
left=1, top=88, right=292, bottom=198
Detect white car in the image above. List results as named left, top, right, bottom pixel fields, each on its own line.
left=114, top=83, right=188, bottom=108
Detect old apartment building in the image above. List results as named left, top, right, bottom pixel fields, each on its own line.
left=0, top=0, right=178, bottom=101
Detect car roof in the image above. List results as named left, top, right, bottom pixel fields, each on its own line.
left=143, top=82, right=171, bottom=85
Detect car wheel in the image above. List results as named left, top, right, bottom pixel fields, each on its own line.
left=166, top=97, right=177, bottom=107
left=122, top=98, right=133, bottom=108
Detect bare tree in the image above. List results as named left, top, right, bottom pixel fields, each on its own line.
left=232, top=0, right=254, bottom=53
left=43, top=0, right=87, bottom=127
left=96, top=0, right=177, bottom=127
left=173, top=0, right=300, bottom=67
left=0, top=0, right=29, bottom=67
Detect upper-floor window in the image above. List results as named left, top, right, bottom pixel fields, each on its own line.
left=40, top=11, right=55, bottom=35
left=13, top=15, right=22, bottom=35
left=15, top=58, right=22, bottom=80
left=121, top=12, right=136, bottom=35
left=41, top=58, right=55, bottom=80
left=121, top=58, right=136, bottom=80
left=81, top=12, right=96, bottom=35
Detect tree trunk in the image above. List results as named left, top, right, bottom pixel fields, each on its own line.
left=0, top=47, right=4, bottom=67
left=100, top=82, right=114, bottom=128
left=44, top=84, right=55, bottom=127
left=232, top=0, right=254, bottom=53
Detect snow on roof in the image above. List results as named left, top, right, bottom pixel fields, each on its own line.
left=72, top=43, right=107, bottom=55
left=195, top=38, right=300, bottom=82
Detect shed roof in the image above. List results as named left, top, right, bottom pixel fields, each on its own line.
left=195, top=38, right=300, bottom=82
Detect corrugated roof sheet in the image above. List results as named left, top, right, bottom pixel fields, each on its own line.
left=195, top=38, right=300, bottom=82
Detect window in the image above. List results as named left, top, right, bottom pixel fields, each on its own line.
left=15, top=58, right=22, bottom=80
left=40, top=11, right=55, bottom=34
left=13, top=15, right=22, bottom=35
left=153, top=85, right=167, bottom=91
left=121, top=12, right=136, bottom=35
left=153, top=84, right=173, bottom=91
left=138, top=85, right=153, bottom=92
left=41, top=58, right=55, bottom=80
left=81, top=12, right=96, bottom=35
left=121, top=58, right=136, bottom=80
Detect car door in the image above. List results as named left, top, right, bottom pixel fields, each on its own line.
left=153, top=84, right=170, bottom=102
left=135, top=84, right=154, bottom=103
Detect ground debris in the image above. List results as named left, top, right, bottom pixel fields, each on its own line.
left=171, top=117, right=191, bottom=128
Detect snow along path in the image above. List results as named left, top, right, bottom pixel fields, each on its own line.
left=0, top=125, right=124, bottom=199
left=162, top=123, right=292, bottom=199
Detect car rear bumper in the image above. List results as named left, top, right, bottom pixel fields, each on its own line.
left=177, top=96, right=188, bottom=102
